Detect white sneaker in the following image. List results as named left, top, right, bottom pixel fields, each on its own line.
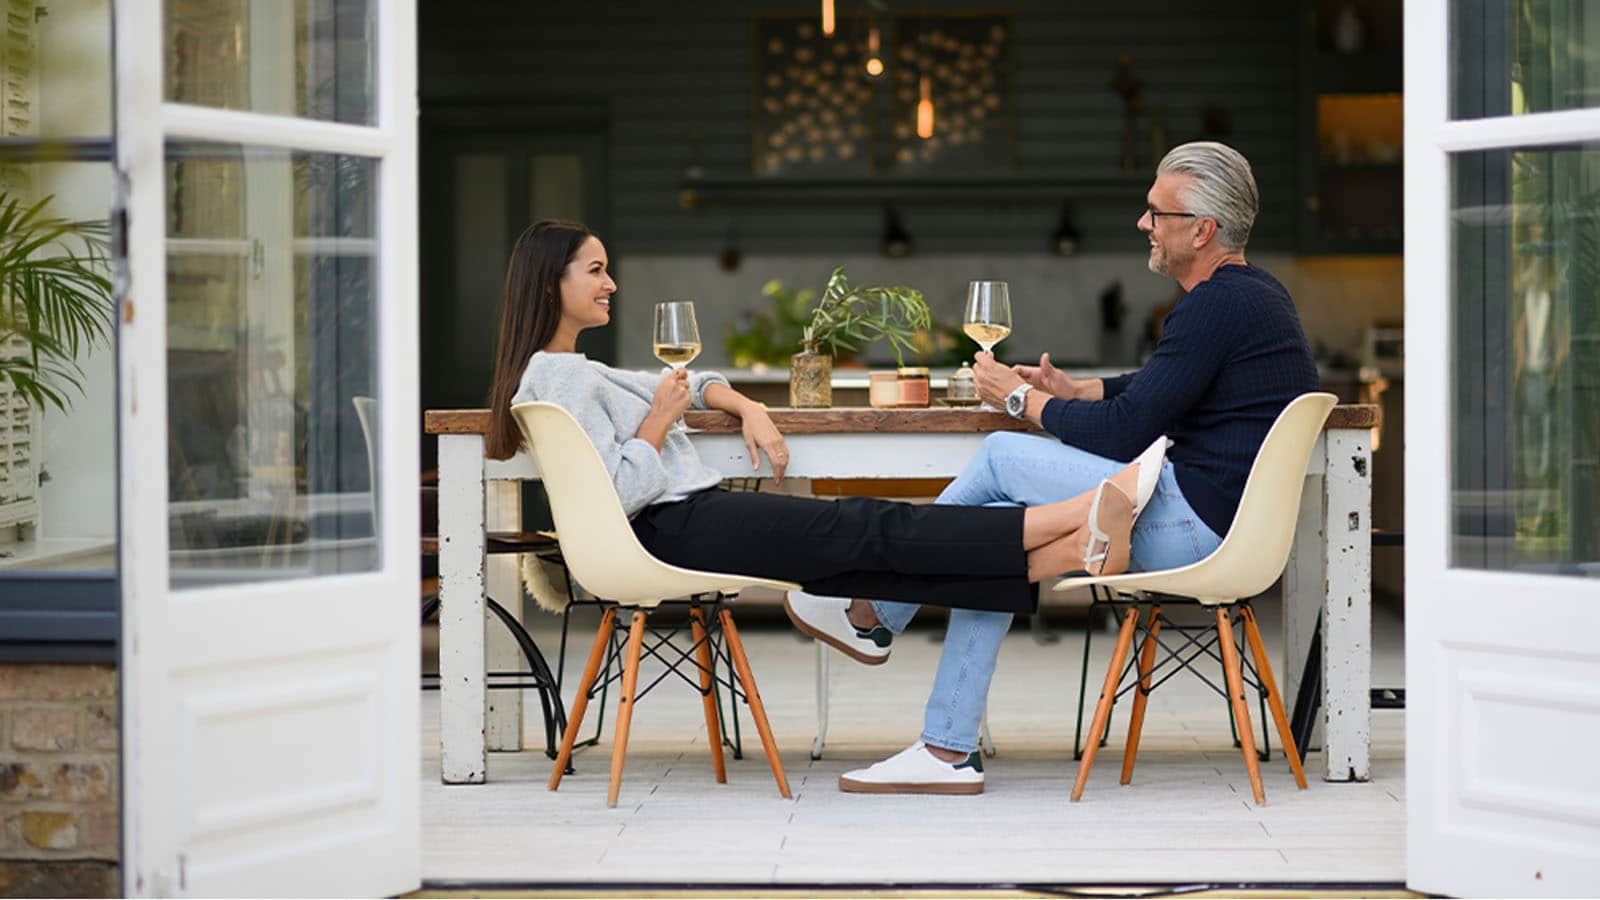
left=838, top=741, right=985, bottom=795
left=783, top=589, right=892, bottom=666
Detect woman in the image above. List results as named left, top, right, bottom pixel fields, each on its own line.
left=485, top=220, right=1164, bottom=615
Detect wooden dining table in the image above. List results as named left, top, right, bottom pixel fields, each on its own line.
left=424, top=404, right=1378, bottom=786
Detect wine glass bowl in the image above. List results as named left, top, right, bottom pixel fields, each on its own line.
left=653, top=300, right=702, bottom=369
left=963, top=281, right=1012, bottom=353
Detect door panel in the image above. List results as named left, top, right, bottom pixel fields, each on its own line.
left=1407, top=0, right=1600, bottom=894
left=117, top=0, right=419, bottom=895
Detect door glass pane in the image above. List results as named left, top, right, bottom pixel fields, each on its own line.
left=1452, top=0, right=1600, bottom=119
left=167, top=144, right=378, bottom=588
left=0, top=2, right=117, bottom=579
left=1451, top=145, right=1600, bottom=577
left=165, top=0, right=374, bottom=125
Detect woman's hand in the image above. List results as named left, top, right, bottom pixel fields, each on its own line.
left=650, top=368, right=693, bottom=421
left=636, top=369, right=692, bottom=450
left=739, top=404, right=789, bottom=483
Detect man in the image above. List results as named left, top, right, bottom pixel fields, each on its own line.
left=784, top=141, right=1321, bottom=795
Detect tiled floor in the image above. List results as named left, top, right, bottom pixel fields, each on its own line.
left=420, top=591, right=1406, bottom=886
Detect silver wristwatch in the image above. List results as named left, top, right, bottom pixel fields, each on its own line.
left=1004, top=383, right=1034, bottom=418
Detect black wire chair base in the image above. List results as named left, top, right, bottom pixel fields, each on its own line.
left=1074, top=586, right=1273, bottom=762
left=578, top=596, right=747, bottom=759
left=421, top=592, right=571, bottom=771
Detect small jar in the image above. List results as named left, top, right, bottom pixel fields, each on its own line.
left=895, top=367, right=930, bottom=407
left=947, top=362, right=978, bottom=402
left=868, top=370, right=899, bottom=408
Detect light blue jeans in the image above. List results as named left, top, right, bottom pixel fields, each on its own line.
left=870, top=431, right=1223, bottom=754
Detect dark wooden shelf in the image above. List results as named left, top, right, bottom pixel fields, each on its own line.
left=678, top=172, right=1151, bottom=207
left=1313, top=51, right=1402, bottom=94
left=1318, top=162, right=1403, bottom=174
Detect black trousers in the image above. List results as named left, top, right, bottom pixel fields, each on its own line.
left=631, top=488, right=1037, bottom=614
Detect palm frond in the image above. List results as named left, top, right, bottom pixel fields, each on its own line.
left=0, top=192, right=115, bottom=414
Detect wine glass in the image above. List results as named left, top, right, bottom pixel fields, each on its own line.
left=964, top=281, right=1012, bottom=410
left=653, top=300, right=701, bottom=370
left=963, top=281, right=1012, bottom=353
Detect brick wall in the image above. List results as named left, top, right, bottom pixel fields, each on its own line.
left=0, top=664, right=118, bottom=898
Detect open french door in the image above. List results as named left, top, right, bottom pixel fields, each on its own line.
left=116, top=1, right=420, bottom=895
left=1406, top=0, right=1600, bottom=895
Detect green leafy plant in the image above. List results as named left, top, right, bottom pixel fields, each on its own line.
left=799, top=266, right=930, bottom=365
left=0, top=194, right=115, bottom=413
left=723, top=278, right=815, bottom=369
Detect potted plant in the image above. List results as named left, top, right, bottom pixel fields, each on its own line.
left=0, top=193, right=115, bottom=414
left=789, top=266, right=929, bottom=407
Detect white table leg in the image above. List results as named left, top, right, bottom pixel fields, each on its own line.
left=439, top=433, right=487, bottom=784
left=1283, top=453, right=1326, bottom=753
left=1321, top=427, right=1372, bottom=782
left=485, top=480, right=523, bottom=751
left=811, top=642, right=829, bottom=760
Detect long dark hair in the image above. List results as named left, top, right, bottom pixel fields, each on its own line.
left=486, top=219, right=596, bottom=460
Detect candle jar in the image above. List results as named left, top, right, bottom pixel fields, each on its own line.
left=868, top=370, right=899, bottom=408
left=895, top=367, right=930, bottom=407
left=947, top=363, right=978, bottom=402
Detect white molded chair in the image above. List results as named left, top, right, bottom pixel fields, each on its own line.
left=510, top=401, right=800, bottom=807
left=1054, top=391, right=1337, bottom=805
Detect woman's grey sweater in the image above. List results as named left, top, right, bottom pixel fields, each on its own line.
left=511, top=352, right=730, bottom=517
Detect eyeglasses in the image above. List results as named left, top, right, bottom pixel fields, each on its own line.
left=1145, top=206, right=1199, bottom=220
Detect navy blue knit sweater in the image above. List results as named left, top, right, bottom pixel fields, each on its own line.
left=1039, top=264, right=1319, bottom=537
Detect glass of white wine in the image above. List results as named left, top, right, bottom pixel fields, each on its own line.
left=653, top=300, right=701, bottom=369
left=964, top=281, right=1012, bottom=410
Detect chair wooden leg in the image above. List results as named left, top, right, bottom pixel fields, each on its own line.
left=549, top=608, right=616, bottom=790
left=1241, top=605, right=1309, bottom=790
left=718, top=608, right=792, bottom=799
left=606, top=610, right=648, bottom=808
left=1216, top=607, right=1266, bottom=805
left=690, top=607, right=728, bottom=783
left=1071, top=605, right=1140, bottom=801
left=1121, top=603, right=1163, bottom=785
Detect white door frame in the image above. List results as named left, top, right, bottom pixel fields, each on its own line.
left=1405, top=0, right=1600, bottom=895
left=116, top=2, right=421, bottom=895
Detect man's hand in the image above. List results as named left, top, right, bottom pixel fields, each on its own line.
left=649, top=368, right=693, bottom=421
left=974, top=352, right=1026, bottom=408
left=1012, top=352, right=1078, bottom=400
left=739, top=405, right=789, bottom=483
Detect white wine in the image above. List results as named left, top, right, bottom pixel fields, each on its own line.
left=654, top=342, right=701, bottom=367
left=963, top=322, right=1011, bottom=346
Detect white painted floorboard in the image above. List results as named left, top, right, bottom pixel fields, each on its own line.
left=421, top=595, right=1406, bottom=885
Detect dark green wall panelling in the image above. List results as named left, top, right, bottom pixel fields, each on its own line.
left=419, top=1, right=1300, bottom=256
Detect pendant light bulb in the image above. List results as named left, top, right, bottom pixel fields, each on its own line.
left=916, top=75, right=934, bottom=139
left=865, top=23, right=884, bottom=77
left=821, top=0, right=835, bottom=36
